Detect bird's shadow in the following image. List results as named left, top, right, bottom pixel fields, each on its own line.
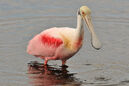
left=27, top=61, right=82, bottom=86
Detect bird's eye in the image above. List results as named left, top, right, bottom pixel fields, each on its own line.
left=82, top=11, right=85, bottom=15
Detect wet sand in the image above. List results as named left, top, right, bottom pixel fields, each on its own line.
left=0, top=0, right=129, bottom=86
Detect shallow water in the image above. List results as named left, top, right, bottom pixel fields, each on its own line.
left=0, top=0, right=129, bottom=86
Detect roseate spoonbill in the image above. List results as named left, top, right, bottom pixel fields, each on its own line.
left=27, top=6, right=102, bottom=66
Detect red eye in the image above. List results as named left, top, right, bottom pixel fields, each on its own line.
left=82, top=11, right=85, bottom=15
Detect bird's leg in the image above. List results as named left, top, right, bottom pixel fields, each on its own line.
left=62, top=60, right=66, bottom=66
left=44, top=58, right=48, bottom=66
left=44, top=57, right=57, bottom=65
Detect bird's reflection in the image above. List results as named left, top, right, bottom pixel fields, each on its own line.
left=27, top=61, right=82, bottom=86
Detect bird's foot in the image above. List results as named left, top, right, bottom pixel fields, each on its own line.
left=62, top=60, right=66, bottom=66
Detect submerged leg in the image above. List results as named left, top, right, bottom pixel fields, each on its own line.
left=62, top=60, right=66, bottom=66
left=44, top=58, right=48, bottom=66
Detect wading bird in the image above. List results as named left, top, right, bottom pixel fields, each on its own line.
left=27, top=6, right=102, bottom=66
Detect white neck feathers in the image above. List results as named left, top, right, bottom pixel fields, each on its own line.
left=76, top=14, right=84, bottom=39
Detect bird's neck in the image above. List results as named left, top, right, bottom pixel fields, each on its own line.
left=76, top=14, right=84, bottom=40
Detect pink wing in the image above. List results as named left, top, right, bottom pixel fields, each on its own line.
left=41, top=34, right=63, bottom=48
left=27, top=30, right=63, bottom=57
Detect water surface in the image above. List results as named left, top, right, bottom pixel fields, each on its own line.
left=0, top=0, right=129, bottom=86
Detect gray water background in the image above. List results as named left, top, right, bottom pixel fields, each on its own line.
left=0, top=0, right=129, bottom=86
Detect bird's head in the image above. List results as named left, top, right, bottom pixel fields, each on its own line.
left=79, top=6, right=102, bottom=50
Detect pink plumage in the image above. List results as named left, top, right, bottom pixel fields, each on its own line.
left=27, top=27, right=83, bottom=65
left=41, top=34, right=63, bottom=47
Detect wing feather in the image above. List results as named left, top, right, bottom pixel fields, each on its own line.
left=41, top=34, right=63, bottom=47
